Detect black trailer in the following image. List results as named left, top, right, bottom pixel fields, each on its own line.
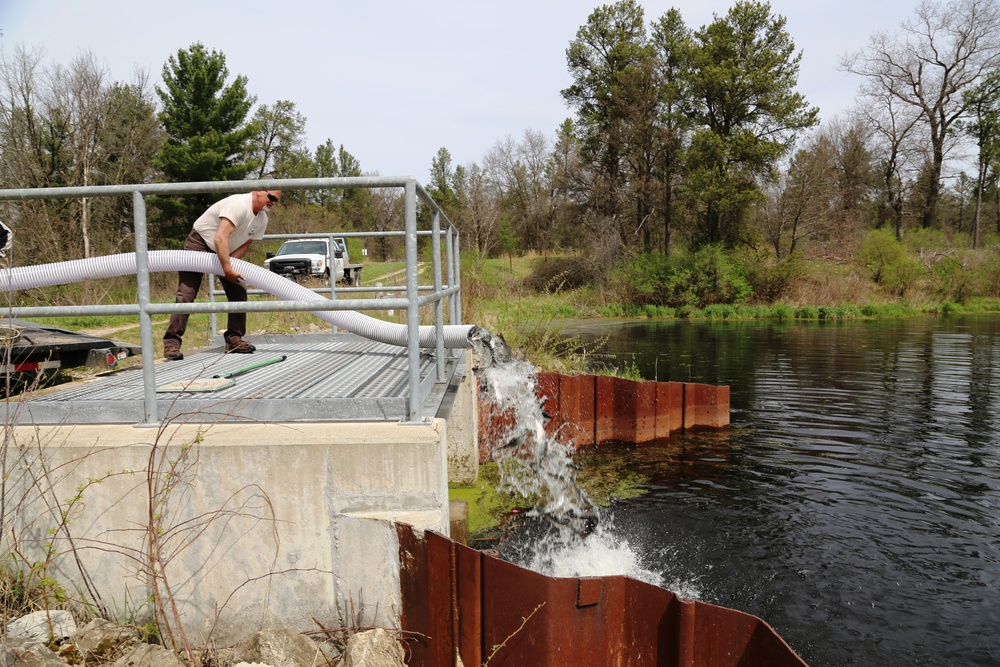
left=1, top=318, right=140, bottom=375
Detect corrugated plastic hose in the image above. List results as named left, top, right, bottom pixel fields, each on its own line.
left=0, top=250, right=476, bottom=349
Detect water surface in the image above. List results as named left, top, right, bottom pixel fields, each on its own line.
left=553, top=316, right=1000, bottom=667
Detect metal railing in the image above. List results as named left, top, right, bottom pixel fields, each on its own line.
left=0, top=176, right=462, bottom=425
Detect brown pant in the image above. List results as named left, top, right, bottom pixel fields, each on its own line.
left=163, top=229, right=247, bottom=347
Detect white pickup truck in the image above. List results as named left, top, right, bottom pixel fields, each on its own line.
left=263, top=237, right=363, bottom=286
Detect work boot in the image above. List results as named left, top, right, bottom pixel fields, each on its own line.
left=163, top=344, right=184, bottom=361
left=225, top=338, right=256, bottom=354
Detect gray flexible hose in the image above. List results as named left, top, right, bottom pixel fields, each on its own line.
left=0, top=250, right=475, bottom=349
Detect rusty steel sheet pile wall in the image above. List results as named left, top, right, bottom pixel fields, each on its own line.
left=398, top=527, right=807, bottom=667
left=479, top=373, right=730, bottom=462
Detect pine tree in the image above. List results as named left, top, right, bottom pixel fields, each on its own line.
left=153, top=43, right=257, bottom=241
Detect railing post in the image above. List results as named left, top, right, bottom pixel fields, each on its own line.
left=446, top=226, right=459, bottom=359
left=208, top=274, right=218, bottom=342
left=432, top=211, right=445, bottom=382
left=446, top=226, right=456, bottom=325
left=327, top=233, right=338, bottom=333
left=132, top=191, right=158, bottom=426
left=454, top=231, right=462, bottom=326
left=404, top=179, right=423, bottom=423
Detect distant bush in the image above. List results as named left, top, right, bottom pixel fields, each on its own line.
left=523, top=257, right=598, bottom=292
left=613, top=245, right=753, bottom=308
left=931, top=254, right=981, bottom=303
left=795, top=306, right=819, bottom=319
left=772, top=303, right=796, bottom=320
left=857, top=228, right=923, bottom=296
left=742, top=253, right=804, bottom=303
left=859, top=303, right=919, bottom=317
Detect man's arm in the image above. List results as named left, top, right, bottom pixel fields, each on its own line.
left=213, top=218, right=245, bottom=284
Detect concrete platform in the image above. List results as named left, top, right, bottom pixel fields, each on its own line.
left=15, top=332, right=466, bottom=425
left=2, top=334, right=480, bottom=644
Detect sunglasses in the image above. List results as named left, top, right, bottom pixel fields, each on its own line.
left=265, top=192, right=280, bottom=203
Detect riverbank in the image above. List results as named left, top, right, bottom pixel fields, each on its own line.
left=459, top=253, right=1000, bottom=373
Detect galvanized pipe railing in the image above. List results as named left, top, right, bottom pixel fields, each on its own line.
left=0, top=176, right=462, bottom=425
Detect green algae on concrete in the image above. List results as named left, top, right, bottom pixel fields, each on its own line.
left=449, top=455, right=650, bottom=539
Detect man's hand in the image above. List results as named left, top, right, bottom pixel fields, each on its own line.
left=214, top=217, right=247, bottom=284
left=223, top=265, right=245, bottom=284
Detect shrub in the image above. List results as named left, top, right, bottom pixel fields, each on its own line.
left=932, top=254, right=981, bottom=303
left=857, top=228, right=923, bottom=296
left=771, top=303, right=796, bottom=320
left=523, top=256, right=598, bottom=293
left=795, top=306, right=819, bottom=319
left=743, top=254, right=804, bottom=303
left=612, top=245, right=754, bottom=308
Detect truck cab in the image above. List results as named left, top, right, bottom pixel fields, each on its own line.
left=263, top=237, right=362, bottom=285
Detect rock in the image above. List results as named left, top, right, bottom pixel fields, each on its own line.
left=71, top=618, right=139, bottom=653
left=69, top=618, right=142, bottom=663
left=110, top=643, right=185, bottom=667
left=231, top=629, right=325, bottom=667
left=338, top=629, right=405, bottom=667
left=6, top=611, right=77, bottom=644
left=0, top=642, right=66, bottom=667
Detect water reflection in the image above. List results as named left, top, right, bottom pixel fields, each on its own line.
left=553, top=315, right=1000, bottom=667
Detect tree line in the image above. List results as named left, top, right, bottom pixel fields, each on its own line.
left=0, top=41, right=386, bottom=262
left=3, top=0, right=1000, bottom=299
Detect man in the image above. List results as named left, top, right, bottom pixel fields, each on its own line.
left=162, top=189, right=280, bottom=360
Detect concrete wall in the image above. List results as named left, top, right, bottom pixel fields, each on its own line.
left=444, top=352, right=479, bottom=485
left=2, top=420, right=451, bottom=646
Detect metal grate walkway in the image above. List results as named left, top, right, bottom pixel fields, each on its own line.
left=14, top=333, right=465, bottom=425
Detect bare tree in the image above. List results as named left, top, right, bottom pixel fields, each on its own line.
left=453, top=162, right=500, bottom=258
left=367, top=182, right=403, bottom=262
left=483, top=130, right=552, bottom=253
left=50, top=52, right=112, bottom=257
left=855, top=88, right=922, bottom=240
left=842, top=0, right=1000, bottom=230
left=0, top=47, right=161, bottom=261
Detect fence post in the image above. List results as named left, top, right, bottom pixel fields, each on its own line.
left=432, top=211, right=445, bottom=382
left=404, top=179, right=423, bottom=423
left=132, top=191, right=158, bottom=426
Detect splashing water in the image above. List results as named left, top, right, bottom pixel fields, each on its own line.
left=478, top=358, right=598, bottom=536
left=477, top=355, right=685, bottom=592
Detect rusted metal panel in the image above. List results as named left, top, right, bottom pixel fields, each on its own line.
left=479, top=372, right=730, bottom=454
left=711, top=385, right=731, bottom=428
left=400, top=529, right=808, bottom=667
left=684, top=383, right=731, bottom=431
left=558, top=373, right=596, bottom=448
left=577, top=577, right=603, bottom=607
left=481, top=555, right=619, bottom=666
left=655, top=381, right=684, bottom=437
left=595, top=375, right=617, bottom=444
left=633, top=379, right=657, bottom=442
left=455, top=543, right=482, bottom=667
left=396, top=525, right=432, bottom=663
left=611, top=377, right=638, bottom=442
left=397, top=527, right=458, bottom=666
left=477, top=374, right=519, bottom=462
left=536, top=371, right=562, bottom=443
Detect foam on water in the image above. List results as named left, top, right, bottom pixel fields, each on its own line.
left=478, top=356, right=701, bottom=600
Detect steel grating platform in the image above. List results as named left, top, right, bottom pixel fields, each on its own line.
left=11, top=333, right=467, bottom=425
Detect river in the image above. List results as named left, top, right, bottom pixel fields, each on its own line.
left=538, top=315, right=999, bottom=666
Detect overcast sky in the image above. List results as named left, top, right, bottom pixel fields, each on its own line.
left=4, top=0, right=920, bottom=182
